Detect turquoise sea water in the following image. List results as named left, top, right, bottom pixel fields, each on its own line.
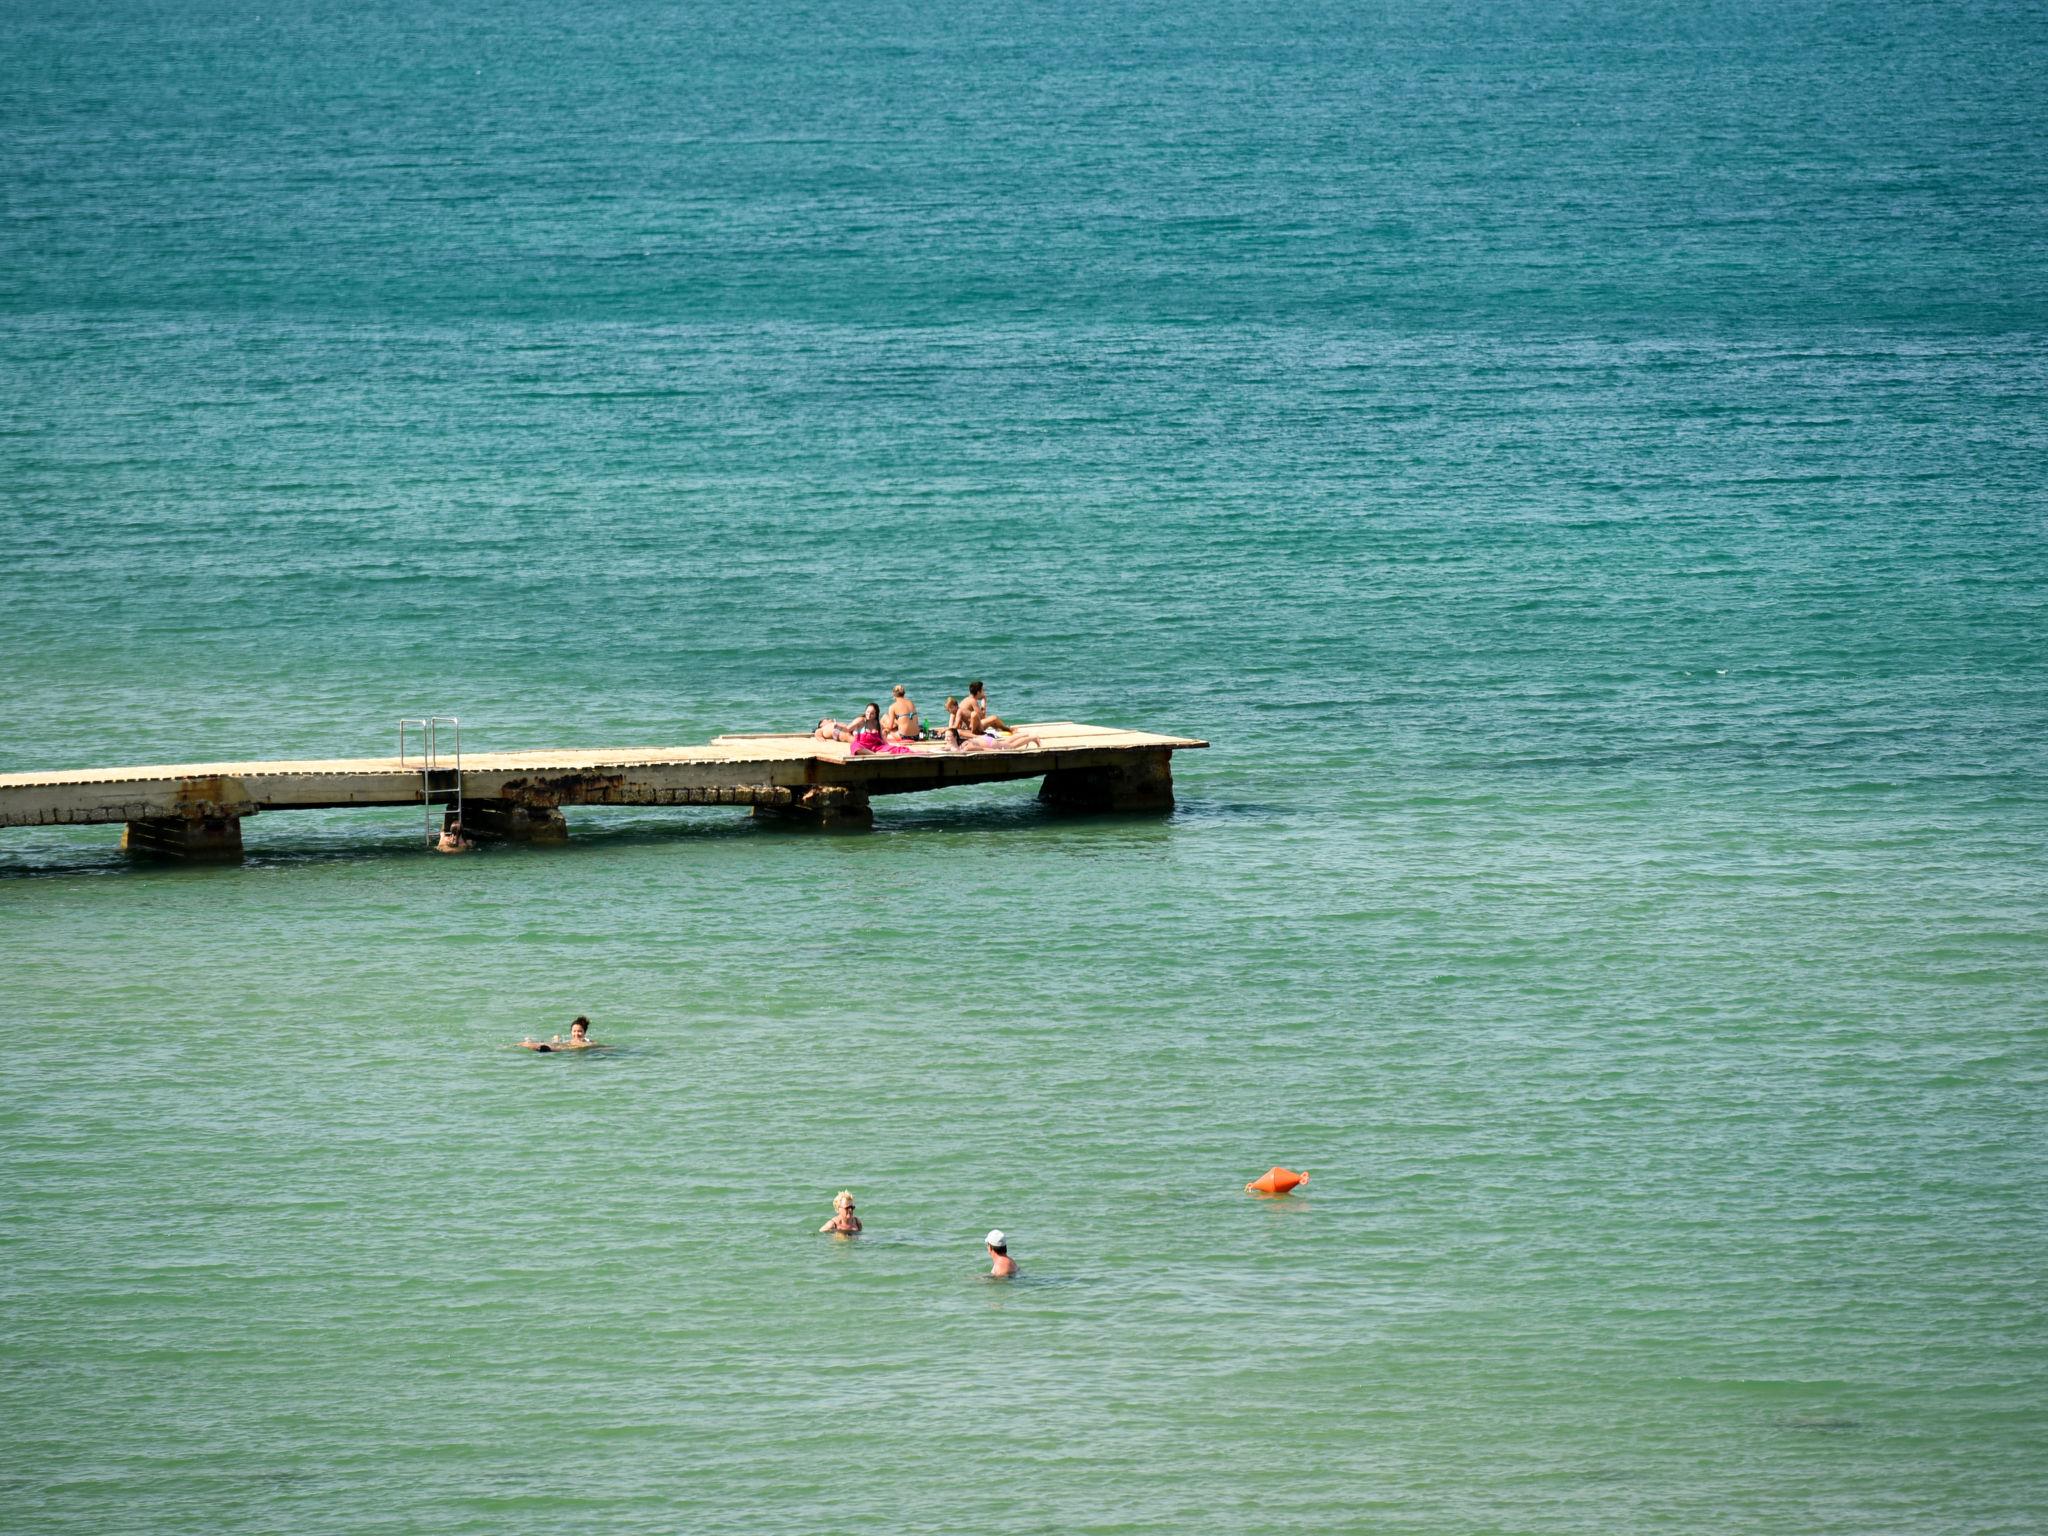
left=4, top=1, right=2046, bottom=1531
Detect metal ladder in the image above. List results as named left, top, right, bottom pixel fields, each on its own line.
left=398, top=716, right=462, bottom=842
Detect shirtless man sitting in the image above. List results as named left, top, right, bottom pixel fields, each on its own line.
left=883, top=685, right=920, bottom=742
left=962, top=680, right=1009, bottom=734
left=942, top=696, right=1040, bottom=753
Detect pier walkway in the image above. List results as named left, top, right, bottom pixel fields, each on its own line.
left=0, top=722, right=1207, bottom=860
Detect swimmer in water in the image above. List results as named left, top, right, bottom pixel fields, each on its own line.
left=985, top=1229, right=1017, bottom=1279
left=518, top=1016, right=597, bottom=1052
left=819, top=1191, right=862, bottom=1235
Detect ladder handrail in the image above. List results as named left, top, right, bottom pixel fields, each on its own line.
left=398, top=716, right=462, bottom=841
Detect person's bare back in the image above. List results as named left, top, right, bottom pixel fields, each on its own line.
left=885, top=685, right=920, bottom=741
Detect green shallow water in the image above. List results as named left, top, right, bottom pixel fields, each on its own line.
left=3, top=1, right=2046, bottom=1531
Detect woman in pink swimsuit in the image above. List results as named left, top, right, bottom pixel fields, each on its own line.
left=847, top=702, right=918, bottom=756
left=845, top=702, right=882, bottom=749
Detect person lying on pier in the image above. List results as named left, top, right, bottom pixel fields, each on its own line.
left=819, top=1191, right=862, bottom=1236
left=884, top=685, right=920, bottom=742
left=956, top=726, right=1044, bottom=751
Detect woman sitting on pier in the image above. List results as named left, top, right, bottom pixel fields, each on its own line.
left=844, top=702, right=883, bottom=749
left=846, top=702, right=917, bottom=757
left=884, top=685, right=920, bottom=743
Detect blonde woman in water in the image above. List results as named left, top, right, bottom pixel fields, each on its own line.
left=820, top=1191, right=862, bottom=1235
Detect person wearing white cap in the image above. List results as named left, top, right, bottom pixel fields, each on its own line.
left=985, top=1229, right=1017, bottom=1279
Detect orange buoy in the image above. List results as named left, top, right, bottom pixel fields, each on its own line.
left=1245, top=1166, right=1309, bottom=1196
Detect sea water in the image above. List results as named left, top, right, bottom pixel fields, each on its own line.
left=2, top=1, right=2045, bottom=1531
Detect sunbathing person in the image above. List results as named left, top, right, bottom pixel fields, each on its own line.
left=963, top=681, right=1011, bottom=734
left=846, top=703, right=920, bottom=757
left=883, top=685, right=920, bottom=742
left=957, top=723, right=1043, bottom=752
left=844, top=702, right=884, bottom=750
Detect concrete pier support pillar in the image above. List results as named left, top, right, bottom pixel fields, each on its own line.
left=1038, top=748, right=1175, bottom=813
left=122, top=814, right=246, bottom=863
left=461, top=800, right=569, bottom=844
left=753, top=784, right=872, bottom=829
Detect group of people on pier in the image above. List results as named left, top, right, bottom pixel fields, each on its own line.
left=815, top=679, right=1044, bottom=757
left=435, top=680, right=1049, bottom=854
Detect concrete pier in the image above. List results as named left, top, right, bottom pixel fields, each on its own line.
left=119, top=814, right=247, bottom=863
left=458, top=801, right=569, bottom=845
left=1039, top=746, right=1176, bottom=813
left=0, top=722, right=1205, bottom=861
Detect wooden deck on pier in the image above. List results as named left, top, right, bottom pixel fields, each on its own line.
left=0, top=722, right=1207, bottom=856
